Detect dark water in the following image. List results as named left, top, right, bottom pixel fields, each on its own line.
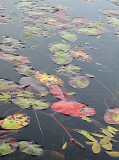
left=0, top=0, right=119, bottom=159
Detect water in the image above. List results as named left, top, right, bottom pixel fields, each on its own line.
left=0, top=0, right=119, bottom=159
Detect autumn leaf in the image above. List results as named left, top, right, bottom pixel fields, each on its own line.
left=92, top=142, right=101, bottom=154
left=106, top=151, right=119, bottom=157
left=100, top=128, right=114, bottom=137
left=62, top=142, right=67, bottom=150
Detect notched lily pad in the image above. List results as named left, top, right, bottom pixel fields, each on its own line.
left=77, top=27, right=103, bottom=35
left=56, top=64, right=81, bottom=76
left=49, top=43, right=71, bottom=53
left=51, top=52, right=73, bottom=65
left=69, top=76, right=90, bottom=89
left=18, top=141, right=43, bottom=156
left=0, top=139, right=18, bottom=156
left=59, top=31, right=77, bottom=42
left=11, top=96, right=49, bottom=110
left=0, top=114, right=30, bottom=129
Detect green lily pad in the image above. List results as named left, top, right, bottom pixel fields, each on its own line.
left=18, top=141, right=43, bottom=156
left=0, top=44, right=16, bottom=54
left=11, top=96, right=49, bottom=110
left=17, top=1, right=34, bottom=9
left=0, top=139, right=18, bottom=156
left=56, top=64, right=81, bottom=76
left=69, top=76, right=90, bottom=89
left=0, top=93, right=11, bottom=102
left=77, top=27, right=103, bottom=35
left=107, top=16, right=119, bottom=27
left=49, top=43, right=71, bottom=53
left=59, top=31, right=77, bottom=42
left=51, top=52, right=73, bottom=65
left=0, top=114, right=30, bottom=129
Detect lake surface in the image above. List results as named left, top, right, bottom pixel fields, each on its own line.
left=0, top=0, right=119, bottom=159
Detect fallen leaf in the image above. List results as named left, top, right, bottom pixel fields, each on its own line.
left=92, top=142, right=101, bottom=154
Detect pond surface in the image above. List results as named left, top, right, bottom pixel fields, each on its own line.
left=0, top=0, right=119, bottom=159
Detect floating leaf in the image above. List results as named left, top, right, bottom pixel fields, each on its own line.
left=56, top=64, right=81, bottom=76
left=107, top=16, right=119, bottom=27
left=34, top=71, right=64, bottom=87
left=17, top=1, right=34, bottom=9
left=40, top=91, right=49, bottom=97
left=101, top=142, right=112, bottom=150
left=101, top=128, right=114, bottom=137
left=0, top=114, right=30, bottom=129
left=0, top=139, right=18, bottom=156
left=51, top=101, right=96, bottom=117
left=73, top=129, right=97, bottom=141
left=49, top=43, right=70, bottom=53
left=0, top=44, right=16, bottom=54
left=49, top=85, right=65, bottom=100
left=107, top=126, right=119, bottom=132
left=85, top=73, right=94, bottom=78
left=85, top=141, right=95, bottom=144
left=104, top=108, right=119, bottom=124
left=65, top=92, right=76, bottom=95
left=0, top=5, right=6, bottom=10
left=91, top=133, right=105, bottom=138
left=77, top=27, right=103, bottom=35
left=82, top=117, right=92, bottom=122
left=62, top=142, right=67, bottom=150
left=106, top=151, right=119, bottom=157
left=109, top=0, right=119, bottom=6
left=59, top=31, right=77, bottom=42
left=69, top=49, right=92, bottom=61
left=18, top=141, right=43, bottom=156
left=51, top=52, right=73, bottom=65
left=0, top=93, right=11, bottom=101
left=0, top=130, right=19, bottom=137
left=11, top=96, right=49, bottom=110
left=100, top=137, right=111, bottom=145
left=100, top=9, right=119, bottom=15
left=71, top=17, right=90, bottom=26
left=92, top=142, right=101, bottom=154
left=0, top=54, right=31, bottom=64
left=0, top=14, right=12, bottom=24
left=69, top=76, right=90, bottom=89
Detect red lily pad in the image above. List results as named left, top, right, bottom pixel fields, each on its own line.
left=71, top=17, right=90, bottom=26
left=0, top=114, right=30, bottom=129
left=69, top=76, right=89, bottom=89
left=51, top=101, right=96, bottom=117
left=0, top=139, right=18, bottom=156
left=100, top=9, right=119, bottom=15
left=69, top=49, right=92, bottom=61
left=104, top=108, right=119, bottom=124
left=77, top=27, right=103, bottom=35
left=0, top=54, right=31, bottom=64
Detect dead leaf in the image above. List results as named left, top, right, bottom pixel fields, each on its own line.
left=62, top=142, right=67, bottom=150
left=100, top=128, right=114, bottom=137
left=101, top=142, right=112, bottom=150
left=106, top=151, right=119, bottom=157
left=92, top=142, right=101, bottom=154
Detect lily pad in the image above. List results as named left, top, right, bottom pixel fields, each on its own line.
left=0, top=139, right=18, bottom=156
left=2, top=37, right=25, bottom=49
left=49, top=43, right=71, bottom=53
left=0, top=54, right=31, bottom=64
left=104, top=108, right=119, bottom=124
left=17, top=1, right=34, bottom=9
left=14, top=64, right=35, bottom=76
left=51, top=101, right=96, bottom=117
left=19, top=76, right=46, bottom=94
left=71, top=17, right=90, bottom=26
left=18, top=141, right=43, bottom=156
left=0, top=79, right=22, bottom=93
left=34, top=71, right=64, bottom=87
left=107, top=16, right=119, bottom=27
left=11, top=96, right=49, bottom=110
left=24, top=10, right=47, bottom=17
left=0, top=5, right=6, bottom=10
left=53, top=12, right=71, bottom=23
left=109, top=0, right=119, bottom=6
left=69, top=49, right=92, bottom=61
left=51, top=52, right=73, bottom=65
left=69, top=76, right=90, bottom=89
left=0, top=44, right=16, bottom=54
left=56, top=64, right=81, bottom=76
left=0, top=130, right=19, bottom=138
left=100, top=9, right=119, bottom=15
left=0, top=14, right=12, bottom=24
left=59, top=31, right=77, bottom=42
left=0, top=114, right=30, bottom=129
left=77, top=27, right=103, bottom=35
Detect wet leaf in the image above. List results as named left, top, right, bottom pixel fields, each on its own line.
left=85, top=141, right=95, bottom=144
left=0, top=139, right=18, bottom=156
left=107, top=126, right=119, bottom=132
left=65, top=92, right=76, bottom=95
left=92, top=142, right=101, bottom=154
left=49, top=43, right=71, bottom=53
left=49, top=85, right=65, bottom=100
left=106, top=151, right=119, bottom=157
left=40, top=91, right=49, bottom=97
left=77, top=27, right=103, bottom=35
left=59, top=31, right=77, bottom=42
left=100, top=137, right=111, bottom=145
left=51, top=52, right=73, bottom=65
left=17, top=1, right=34, bottom=9
left=101, top=129, right=114, bottom=137
left=0, top=14, right=12, bottom=24
left=85, top=73, right=94, bottom=78
left=69, top=49, right=92, bottom=61
left=104, top=108, right=119, bottom=124
left=51, top=101, right=96, bottom=117
left=34, top=71, right=64, bottom=87
left=0, top=130, right=19, bottom=138
left=18, top=141, right=43, bottom=156
left=82, top=117, right=92, bottom=122
left=109, top=0, right=119, bottom=6
left=91, top=133, right=105, bottom=138
left=0, top=44, right=16, bottom=54
left=69, top=76, right=90, bottom=89
left=62, top=142, right=67, bottom=149
left=0, top=114, right=30, bottom=129
left=0, top=54, right=31, bottom=64
left=0, top=93, right=11, bottom=101
left=100, top=9, right=119, bottom=15
left=101, top=142, right=112, bottom=150
left=73, top=129, right=97, bottom=141
left=11, top=96, right=49, bottom=110
left=71, top=17, right=90, bottom=26
left=107, top=16, right=119, bottom=27
left=56, top=64, right=81, bottom=76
